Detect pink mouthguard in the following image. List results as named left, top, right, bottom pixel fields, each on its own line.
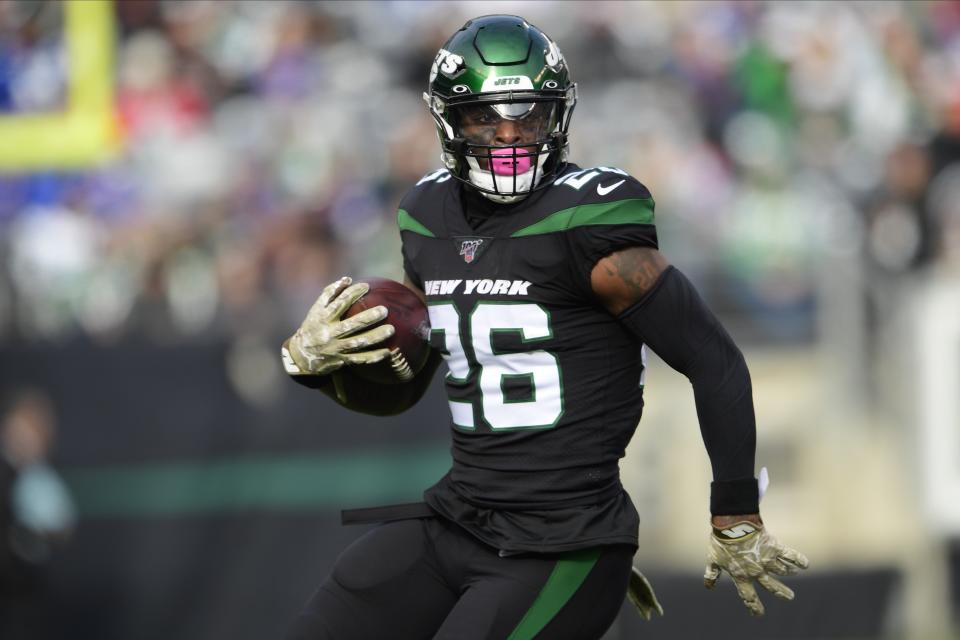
left=490, top=147, right=533, bottom=176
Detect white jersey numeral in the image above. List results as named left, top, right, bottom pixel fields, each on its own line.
left=554, top=166, right=628, bottom=190
left=428, top=302, right=473, bottom=429
left=416, top=169, right=452, bottom=186
left=428, top=302, right=564, bottom=431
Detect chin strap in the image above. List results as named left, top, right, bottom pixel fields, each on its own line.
left=467, top=165, right=541, bottom=203
left=475, top=188, right=528, bottom=204
left=464, top=142, right=551, bottom=202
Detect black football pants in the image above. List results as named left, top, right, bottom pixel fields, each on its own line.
left=286, top=515, right=633, bottom=640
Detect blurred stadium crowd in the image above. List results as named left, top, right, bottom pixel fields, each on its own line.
left=0, top=0, right=959, bottom=347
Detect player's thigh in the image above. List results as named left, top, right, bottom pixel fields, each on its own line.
left=434, top=544, right=634, bottom=640
left=286, top=518, right=457, bottom=640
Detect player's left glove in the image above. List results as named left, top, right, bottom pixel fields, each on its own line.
left=703, top=521, right=809, bottom=616
left=627, top=566, right=664, bottom=621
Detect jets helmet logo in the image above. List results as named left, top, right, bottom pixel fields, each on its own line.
left=459, top=239, right=484, bottom=263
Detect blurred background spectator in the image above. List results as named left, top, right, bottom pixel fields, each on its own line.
left=0, top=389, right=75, bottom=640
left=1, top=1, right=960, bottom=638
left=0, top=0, right=956, bottom=347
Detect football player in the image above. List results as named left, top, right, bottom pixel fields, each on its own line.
left=281, top=15, right=808, bottom=640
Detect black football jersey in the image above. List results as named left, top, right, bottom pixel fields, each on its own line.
left=399, top=164, right=658, bottom=554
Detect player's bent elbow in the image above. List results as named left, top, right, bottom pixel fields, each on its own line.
left=305, top=351, right=443, bottom=417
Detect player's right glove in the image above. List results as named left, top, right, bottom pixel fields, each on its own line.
left=704, top=521, right=809, bottom=616
left=282, top=276, right=394, bottom=376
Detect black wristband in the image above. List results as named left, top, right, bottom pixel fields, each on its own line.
left=710, top=478, right=760, bottom=515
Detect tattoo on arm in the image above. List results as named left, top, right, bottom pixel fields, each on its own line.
left=592, top=247, right=670, bottom=315
left=609, top=247, right=668, bottom=299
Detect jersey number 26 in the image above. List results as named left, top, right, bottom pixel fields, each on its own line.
left=428, top=302, right=564, bottom=431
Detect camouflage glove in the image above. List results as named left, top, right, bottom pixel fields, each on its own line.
left=704, top=521, right=809, bottom=616
left=282, top=277, right=394, bottom=376
left=627, top=566, right=664, bottom=621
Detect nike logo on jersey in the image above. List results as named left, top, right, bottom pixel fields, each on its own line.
left=596, top=179, right=626, bottom=196
left=424, top=279, right=532, bottom=296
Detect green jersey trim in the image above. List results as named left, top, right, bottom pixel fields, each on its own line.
left=506, top=547, right=601, bottom=640
left=510, top=198, right=655, bottom=237
left=397, top=209, right=436, bottom=237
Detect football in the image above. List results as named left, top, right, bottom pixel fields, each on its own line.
left=343, top=277, right=431, bottom=385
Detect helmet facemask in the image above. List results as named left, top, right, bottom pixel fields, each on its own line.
left=425, top=88, right=576, bottom=204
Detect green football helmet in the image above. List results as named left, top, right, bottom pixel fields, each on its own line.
left=424, top=15, right=577, bottom=203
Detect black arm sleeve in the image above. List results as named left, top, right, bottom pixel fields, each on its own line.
left=289, top=351, right=444, bottom=417
left=617, top=266, right=759, bottom=515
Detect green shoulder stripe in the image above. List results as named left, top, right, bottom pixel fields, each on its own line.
left=397, top=208, right=436, bottom=237
left=511, top=197, right=655, bottom=237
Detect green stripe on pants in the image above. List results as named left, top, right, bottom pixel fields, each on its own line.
left=507, top=548, right=602, bottom=640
